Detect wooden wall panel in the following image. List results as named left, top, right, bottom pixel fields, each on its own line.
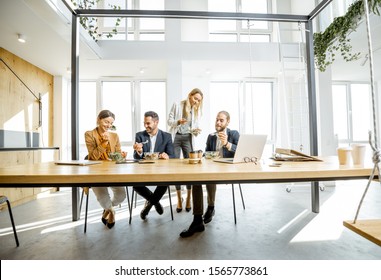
left=0, top=47, right=56, bottom=206
left=0, top=47, right=53, bottom=145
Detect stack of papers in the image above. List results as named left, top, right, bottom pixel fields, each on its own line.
left=272, top=148, right=322, bottom=162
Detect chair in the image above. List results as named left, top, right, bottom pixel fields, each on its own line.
left=128, top=186, right=173, bottom=224
left=231, top=183, right=245, bottom=224
left=80, top=155, right=132, bottom=232
left=0, top=195, right=20, bottom=247
left=80, top=186, right=131, bottom=233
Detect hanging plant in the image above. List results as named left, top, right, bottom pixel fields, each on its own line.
left=313, top=0, right=381, bottom=72
left=71, top=0, right=121, bottom=42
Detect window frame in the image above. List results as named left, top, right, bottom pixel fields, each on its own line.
left=208, top=0, right=273, bottom=43
left=332, top=81, right=372, bottom=146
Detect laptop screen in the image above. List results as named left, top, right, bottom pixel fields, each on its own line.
left=214, top=134, right=267, bottom=163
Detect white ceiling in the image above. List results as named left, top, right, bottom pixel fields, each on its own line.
left=1, top=0, right=381, bottom=82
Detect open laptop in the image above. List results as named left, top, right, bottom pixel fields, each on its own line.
left=213, top=134, right=267, bottom=164
left=55, top=160, right=102, bottom=166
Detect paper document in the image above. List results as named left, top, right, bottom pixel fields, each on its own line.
left=272, top=148, right=322, bottom=162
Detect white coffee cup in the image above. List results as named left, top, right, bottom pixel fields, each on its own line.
left=351, top=144, right=366, bottom=166
left=337, top=147, right=352, bottom=165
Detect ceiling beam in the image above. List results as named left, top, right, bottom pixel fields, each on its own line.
left=309, top=0, right=333, bottom=20
left=75, top=9, right=309, bottom=23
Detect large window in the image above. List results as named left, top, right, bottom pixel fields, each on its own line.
left=77, top=80, right=166, bottom=159
left=98, top=0, right=165, bottom=41
left=102, top=81, right=133, bottom=142
left=332, top=83, right=372, bottom=145
left=210, top=80, right=275, bottom=154
left=208, top=0, right=271, bottom=42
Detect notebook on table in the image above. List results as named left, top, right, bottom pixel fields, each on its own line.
left=213, top=134, right=267, bottom=164
left=54, top=160, right=102, bottom=166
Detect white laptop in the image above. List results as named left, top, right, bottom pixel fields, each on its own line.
left=55, top=160, right=102, bottom=166
left=213, top=134, right=267, bottom=164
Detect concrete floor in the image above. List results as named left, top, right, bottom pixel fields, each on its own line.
left=1, top=181, right=381, bottom=260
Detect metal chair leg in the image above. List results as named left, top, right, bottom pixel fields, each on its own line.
left=6, top=199, right=19, bottom=247
left=84, top=190, right=89, bottom=233
left=238, top=183, right=246, bottom=209
left=167, top=186, right=174, bottom=220
left=129, top=188, right=135, bottom=224
left=126, top=186, right=131, bottom=217
left=79, top=187, right=84, bottom=214
left=231, top=184, right=246, bottom=224
left=231, top=184, right=237, bottom=224
left=134, top=191, right=137, bottom=208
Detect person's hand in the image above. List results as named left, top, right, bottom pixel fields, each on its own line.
left=121, top=151, right=127, bottom=158
left=159, top=152, right=169, bottom=160
left=217, top=132, right=228, bottom=146
left=178, top=118, right=188, bottom=125
left=101, top=132, right=109, bottom=141
left=100, top=132, right=109, bottom=148
left=133, top=142, right=143, bottom=153
left=192, top=128, right=202, bottom=136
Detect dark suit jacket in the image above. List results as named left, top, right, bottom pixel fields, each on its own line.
left=205, top=128, right=240, bottom=158
left=133, top=130, right=175, bottom=159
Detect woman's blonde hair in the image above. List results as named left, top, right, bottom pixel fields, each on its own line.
left=182, top=88, right=203, bottom=119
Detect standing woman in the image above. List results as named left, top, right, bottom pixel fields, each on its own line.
left=85, top=109, right=127, bottom=229
left=167, top=88, right=204, bottom=212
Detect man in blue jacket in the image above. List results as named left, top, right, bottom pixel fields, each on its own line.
left=180, top=111, right=240, bottom=237
left=133, top=111, right=175, bottom=220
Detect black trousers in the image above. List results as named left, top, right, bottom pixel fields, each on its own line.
left=133, top=186, right=167, bottom=204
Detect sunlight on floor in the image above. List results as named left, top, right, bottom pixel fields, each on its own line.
left=0, top=188, right=175, bottom=236
left=289, top=182, right=368, bottom=243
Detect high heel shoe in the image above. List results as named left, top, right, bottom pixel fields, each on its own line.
left=176, top=198, right=183, bottom=213
left=106, top=209, right=115, bottom=229
left=101, top=209, right=110, bottom=225
left=185, top=189, right=192, bottom=212
left=185, top=198, right=191, bottom=212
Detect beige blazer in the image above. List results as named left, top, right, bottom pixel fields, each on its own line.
left=84, top=128, right=121, bottom=160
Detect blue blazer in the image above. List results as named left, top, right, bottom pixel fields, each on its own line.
left=205, top=128, right=240, bottom=158
left=133, top=130, right=175, bottom=159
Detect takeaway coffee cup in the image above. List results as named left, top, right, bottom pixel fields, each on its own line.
left=189, top=151, right=199, bottom=159
left=351, top=144, right=366, bottom=166
left=337, top=147, right=352, bottom=165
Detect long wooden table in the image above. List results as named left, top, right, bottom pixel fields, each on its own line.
left=2, top=156, right=380, bottom=246
left=0, top=156, right=375, bottom=218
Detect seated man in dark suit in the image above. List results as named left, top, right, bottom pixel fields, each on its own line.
left=180, top=111, right=240, bottom=237
left=133, top=111, right=175, bottom=220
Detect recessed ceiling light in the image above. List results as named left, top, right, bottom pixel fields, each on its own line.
left=18, top=34, right=26, bottom=43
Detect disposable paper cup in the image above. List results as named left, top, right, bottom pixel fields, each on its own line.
left=337, top=147, right=352, bottom=166
left=351, top=144, right=366, bottom=166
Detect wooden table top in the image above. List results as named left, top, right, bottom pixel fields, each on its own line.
left=0, top=156, right=375, bottom=186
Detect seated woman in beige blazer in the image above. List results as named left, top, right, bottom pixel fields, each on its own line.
left=84, top=109, right=127, bottom=229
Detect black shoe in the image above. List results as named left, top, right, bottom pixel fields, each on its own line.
left=203, top=208, right=215, bottom=224
left=180, top=221, right=205, bottom=238
left=176, top=198, right=183, bottom=213
left=140, top=201, right=152, bottom=220
left=101, top=209, right=109, bottom=225
left=106, top=210, right=115, bottom=229
left=154, top=202, right=164, bottom=215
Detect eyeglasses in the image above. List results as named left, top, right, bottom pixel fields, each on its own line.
left=244, top=157, right=258, bottom=164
